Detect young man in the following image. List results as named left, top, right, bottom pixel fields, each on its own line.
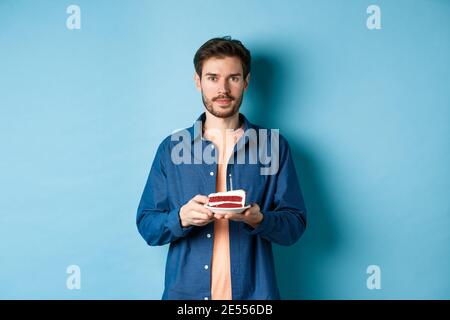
left=136, top=37, right=307, bottom=300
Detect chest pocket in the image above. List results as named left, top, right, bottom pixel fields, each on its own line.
left=232, top=163, right=272, bottom=206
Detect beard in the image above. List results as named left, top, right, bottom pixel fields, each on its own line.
left=201, top=89, right=244, bottom=119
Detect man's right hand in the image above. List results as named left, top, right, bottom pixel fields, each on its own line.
left=179, top=195, right=214, bottom=227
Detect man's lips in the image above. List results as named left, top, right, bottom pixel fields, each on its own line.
left=215, top=98, right=232, bottom=104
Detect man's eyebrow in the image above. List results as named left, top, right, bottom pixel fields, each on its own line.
left=203, top=73, right=242, bottom=77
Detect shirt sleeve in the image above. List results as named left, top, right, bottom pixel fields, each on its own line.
left=243, top=136, right=307, bottom=246
left=136, top=141, right=193, bottom=246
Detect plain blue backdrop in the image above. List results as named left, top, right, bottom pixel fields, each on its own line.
left=0, top=0, right=449, bottom=299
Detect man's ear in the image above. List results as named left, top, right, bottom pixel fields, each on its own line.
left=194, top=72, right=202, bottom=91
left=244, top=72, right=251, bottom=90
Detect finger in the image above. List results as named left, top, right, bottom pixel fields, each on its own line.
left=244, top=204, right=258, bottom=216
left=192, top=194, right=209, bottom=205
left=192, top=219, right=211, bottom=226
left=193, top=219, right=212, bottom=226
left=225, top=213, right=244, bottom=221
left=192, top=218, right=212, bottom=226
left=191, top=211, right=211, bottom=221
left=191, top=203, right=213, bottom=216
left=223, top=212, right=231, bottom=219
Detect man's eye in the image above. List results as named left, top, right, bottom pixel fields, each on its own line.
left=208, top=77, right=217, bottom=81
left=231, top=77, right=239, bottom=82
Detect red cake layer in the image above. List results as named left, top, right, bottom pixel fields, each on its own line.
left=208, top=195, right=243, bottom=203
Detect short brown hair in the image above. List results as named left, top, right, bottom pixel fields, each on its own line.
left=193, top=36, right=251, bottom=79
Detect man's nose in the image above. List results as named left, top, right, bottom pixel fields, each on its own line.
left=217, top=78, right=230, bottom=95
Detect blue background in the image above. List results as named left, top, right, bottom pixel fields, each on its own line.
left=0, top=0, right=449, bottom=299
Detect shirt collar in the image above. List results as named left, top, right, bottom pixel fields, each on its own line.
left=188, top=112, right=253, bottom=143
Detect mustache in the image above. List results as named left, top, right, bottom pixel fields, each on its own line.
left=213, top=95, right=234, bottom=101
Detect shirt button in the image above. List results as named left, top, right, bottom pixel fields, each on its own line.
left=210, top=171, right=214, bottom=176
left=207, top=233, right=211, bottom=238
left=204, top=265, right=209, bottom=270
left=204, top=297, right=209, bottom=300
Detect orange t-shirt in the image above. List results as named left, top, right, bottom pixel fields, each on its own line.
left=204, top=126, right=244, bottom=300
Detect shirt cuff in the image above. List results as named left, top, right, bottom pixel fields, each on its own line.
left=242, top=211, right=275, bottom=235
left=167, top=208, right=193, bottom=238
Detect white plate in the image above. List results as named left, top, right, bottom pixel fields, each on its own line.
left=204, top=204, right=251, bottom=215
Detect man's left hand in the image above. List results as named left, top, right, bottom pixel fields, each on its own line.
left=215, top=203, right=263, bottom=229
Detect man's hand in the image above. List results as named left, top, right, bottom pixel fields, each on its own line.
left=179, top=195, right=214, bottom=227
left=216, top=203, right=263, bottom=229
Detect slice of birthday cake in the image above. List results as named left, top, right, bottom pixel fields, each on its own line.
left=207, top=189, right=246, bottom=208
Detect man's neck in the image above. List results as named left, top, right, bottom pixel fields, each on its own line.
left=203, top=112, right=241, bottom=133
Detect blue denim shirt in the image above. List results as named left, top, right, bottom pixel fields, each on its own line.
left=136, top=113, right=307, bottom=300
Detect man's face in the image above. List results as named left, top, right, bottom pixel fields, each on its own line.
left=195, top=56, right=250, bottom=119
